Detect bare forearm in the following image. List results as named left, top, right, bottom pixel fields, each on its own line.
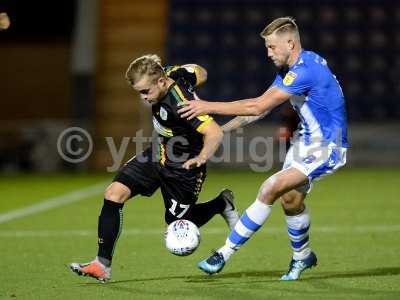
left=222, top=110, right=270, bottom=132
left=181, top=86, right=289, bottom=121
left=208, top=98, right=262, bottom=116
left=198, top=132, right=223, bottom=161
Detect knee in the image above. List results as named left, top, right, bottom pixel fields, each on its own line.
left=104, top=182, right=131, bottom=203
left=257, top=175, right=284, bottom=204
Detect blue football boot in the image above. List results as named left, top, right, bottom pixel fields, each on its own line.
left=197, top=251, right=225, bottom=275
left=280, top=251, right=317, bottom=281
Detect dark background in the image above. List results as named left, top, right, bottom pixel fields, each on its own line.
left=0, top=0, right=399, bottom=172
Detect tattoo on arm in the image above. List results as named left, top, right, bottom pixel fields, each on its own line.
left=221, top=111, right=269, bottom=132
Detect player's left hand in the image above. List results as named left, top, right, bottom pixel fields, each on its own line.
left=182, top=156, right=206, bottom=169
left=178, top=94, right=210, bottom=120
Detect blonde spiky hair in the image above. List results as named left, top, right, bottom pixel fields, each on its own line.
left=125, top=54, right=165, bottom=86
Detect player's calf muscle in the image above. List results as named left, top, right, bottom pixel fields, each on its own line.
left=104, top=182, right=131, bottom=203
left=280, top=194, right=305, bottom=215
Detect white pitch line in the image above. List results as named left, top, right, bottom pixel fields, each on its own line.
left=0, top=181, right=107, bottom=224
left=0, top=225, right=400, bottom=237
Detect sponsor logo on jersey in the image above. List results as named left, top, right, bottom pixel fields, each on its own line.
left=283, top=71, right=297, bottom=86
left=160, top=106, right=168, bottom=120
left=303, top=154, right=316, bottom=164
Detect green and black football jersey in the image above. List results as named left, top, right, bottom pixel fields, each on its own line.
left=151, top=75, right=213, bottom=168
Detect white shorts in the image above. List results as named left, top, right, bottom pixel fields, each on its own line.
left=282, top=138, right=347, bottom=193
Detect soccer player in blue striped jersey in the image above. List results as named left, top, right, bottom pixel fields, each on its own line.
left=179, top=16, right=348, bottom=280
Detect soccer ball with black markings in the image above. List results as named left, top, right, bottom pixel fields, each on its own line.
left=165, top=219, right=200, bottom=256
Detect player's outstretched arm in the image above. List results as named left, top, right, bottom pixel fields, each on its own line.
left=221, top=110, right=270, bottom=132
left=178, top=87, right=291, bottom=120
left=182, top=120, right=223, bottom=169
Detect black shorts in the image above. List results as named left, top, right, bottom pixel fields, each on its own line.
left=113, top=148, right=207, bottom=224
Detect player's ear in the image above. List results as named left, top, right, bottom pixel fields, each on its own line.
left=288, top=39, right=295, bottom=50
left=157, top=76, right=166, bottom=87
left=156, top=77, right=161, bottom=85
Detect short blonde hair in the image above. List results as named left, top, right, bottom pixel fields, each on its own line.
left=260, top=16, right=299, bottom=38
left=125, top=54, right=165, bottom=86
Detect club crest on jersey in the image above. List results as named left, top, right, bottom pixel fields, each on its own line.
left=160, top=106, right=168, bottom=120
left=283, top=71, right=297, bottom=86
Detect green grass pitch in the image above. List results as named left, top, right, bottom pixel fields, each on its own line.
left=0, top=168, right=399, bottom=299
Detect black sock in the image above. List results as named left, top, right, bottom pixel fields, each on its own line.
left=97, top=199, right=124, bottom=266
left=189, top=194, right=225, bottom=228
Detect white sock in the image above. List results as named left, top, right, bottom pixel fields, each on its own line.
left=285, top=207, right=311, bottom=261
left=219, top=199, right=273, bottom=262
left=217, top=245, right=235, bottom=262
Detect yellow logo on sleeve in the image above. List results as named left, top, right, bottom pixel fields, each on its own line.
left=197, top=115, right=211, bottom=122
left=283, top=71, right=297, bottom=86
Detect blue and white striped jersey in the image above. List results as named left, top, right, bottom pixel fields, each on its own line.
left=272, top=50, right=348, bottom=148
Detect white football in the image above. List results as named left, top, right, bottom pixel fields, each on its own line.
left=165, top=219, right=200, bottom=256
